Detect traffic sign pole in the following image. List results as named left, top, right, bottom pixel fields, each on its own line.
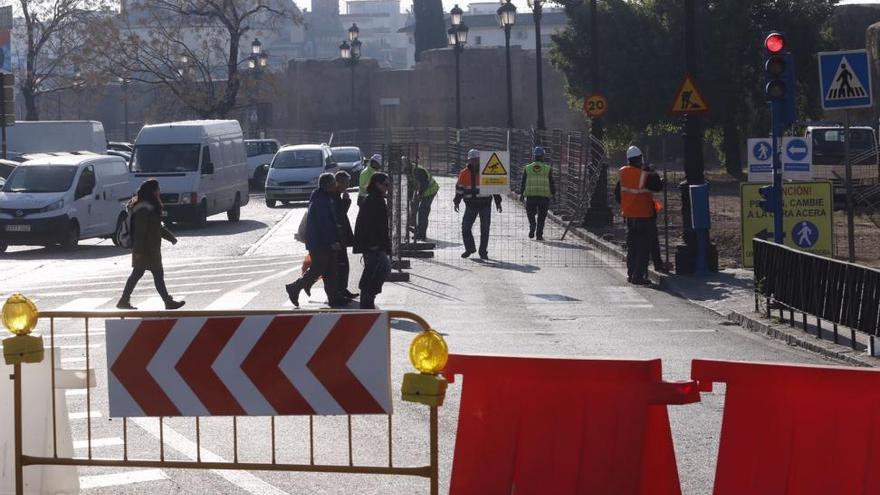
left=844, top=110, right=855, bottom=262
left=771, top=101, right=784, bottom=244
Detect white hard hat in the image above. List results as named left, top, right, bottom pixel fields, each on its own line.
left=370, top=154, right=382, bottom=164
left=467, top=149, right=480, bottom=160
left=626, top=146, right=642, bottom=160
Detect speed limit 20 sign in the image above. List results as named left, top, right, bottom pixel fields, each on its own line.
left=583, top=93, right=608, bottom=118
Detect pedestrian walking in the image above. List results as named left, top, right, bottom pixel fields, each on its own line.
left=353, top=172, right=392, bottom=309
left=454, top=149, right=502, bottom=260
left=116, top=179, right=185, bottom=310
left=614, top=145, right=663, bottom=285
left=519, top=146, right=555, bottom=241
left=358, top=154, right=382, bottom=206
left=286, top=173, right=345, bottom=307
left=334, top=170, right=359, bottom=301
left=408, top=158, right=439, bottom=241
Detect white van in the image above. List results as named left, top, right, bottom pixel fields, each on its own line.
left=264, top=144, right=334, bottom=207
left=6, top=121, right=107, bottom=159
left=131, top=120, right=249, bottom=226
left=0, top=153, right=133, bottom=252
left=245, top=139, right=280, bottom=187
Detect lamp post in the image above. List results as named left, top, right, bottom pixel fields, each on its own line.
left=340, top=24, right=361, bottom=117
left=448, top=6, right=467, bottom=130
left=497, top=0, right=516, bottom=129
left=530, top=0, right=545, bottom=130
left=584, top=0, right=612, bottom=227
left=73, top=66, right=84, bottom=120
left=247, top=38, right=269, bottom=138
left=119, top=77, right=130, bottom=143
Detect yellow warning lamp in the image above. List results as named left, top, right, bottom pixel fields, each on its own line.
left=402, top=329, right=448, bottom=407
left=2, top=293, right=45, bottom=365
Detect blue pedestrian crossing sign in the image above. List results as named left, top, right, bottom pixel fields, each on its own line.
left=792, top=220, right=819, bottom=249
left=818, top=49, right=872, bottom=110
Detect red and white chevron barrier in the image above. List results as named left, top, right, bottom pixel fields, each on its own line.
left=106, top=313, right=391, bottom=417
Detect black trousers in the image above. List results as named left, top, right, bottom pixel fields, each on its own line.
left=625, top=217, right=654, bottom=282
left=525, top=197, right=550, bottom=237
left=337, top=249, right=350, bottom=293
left=462, top=203, right=491, bottom=255
left=121, top=267, right=170, bottom=301
left=650, top=220, right=664, bottom=269
left=359, top=251, right=390, bottom=309
left=414, top=193, right=435, bottom=239
left=296, top=248, right=339, bottom=301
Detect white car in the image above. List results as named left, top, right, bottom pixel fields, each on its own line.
left=264, top=144, right=335, bottom=207
left=245, top=139, right=280, bottom=187
left=0, top=153, right=134, bottom=252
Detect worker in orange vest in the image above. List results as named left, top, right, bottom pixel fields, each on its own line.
left=454, top=149, right=502, bottom=259
left=614, top=145, right=663, bottom=285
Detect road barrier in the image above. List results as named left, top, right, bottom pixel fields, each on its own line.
left=441, top=354, right=700, bottom=495
left=2, top=297, right=444, bottom=495
left=692, top=358, right=880, bottom=495
left=753, top=238, right=880, bottom=353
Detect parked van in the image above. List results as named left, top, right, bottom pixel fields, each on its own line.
left=245, top=138, right=280, bottom=187
left=6, top=121, right=107, bottom=158
left=265, top=144, right=334, bottom=207
left=0, top=153, right=133, bottom=252
left=131, top=120, right=249, bottom=226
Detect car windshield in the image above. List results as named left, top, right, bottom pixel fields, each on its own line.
left=271, top=150, right=323, bottom=169
left=331, top=149, right=361, bottom=163
left=2, top=165, right=78, bottom=193
left=132, top=144, right=201, bottom=173
left=246, top=141, right=279, bottom=157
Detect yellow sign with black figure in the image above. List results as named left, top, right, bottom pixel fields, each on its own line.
left=740, top=181, right=833, bottom=267
left=478, top=151, right=510, bottom=194
left=482, top=153, right=507, bottom=175
left=670, top=73, right=710, bottom=115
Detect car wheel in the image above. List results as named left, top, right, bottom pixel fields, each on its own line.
left=227, top=194, right=241, bottom=222
left=0, top=243, right=6, bottom=253
left=194, top=201, right=208, bottom=228
left=282, top=200, right=291, bottom=207
left=266, top=198, right=277, bottom=208
left=61, top=221, right=79, bottom=249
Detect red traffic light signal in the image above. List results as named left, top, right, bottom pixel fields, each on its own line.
left=764, top=32, right=785, bottom=54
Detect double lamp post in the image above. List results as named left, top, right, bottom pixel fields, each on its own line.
left=340, top=23, right=362, bottom=115
left=247, top=38, right=270, bottom=138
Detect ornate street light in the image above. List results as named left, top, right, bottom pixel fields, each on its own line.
left=247, top=39, right=270, bottom=138
left=450, top=4, right=463, bottom=26
left=340, top=27, right=361, bottom=115
left=529, top=0, right=546, bottom=130
left=348, top=23, right=359, bottom=42
left=251, top=38, right=262, bottom=56
left=497, top=0, right=516, bottom=128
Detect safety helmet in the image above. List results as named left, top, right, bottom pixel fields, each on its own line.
left=370, top=154, right=382, bottom=166
left=534, top=146, right=545, bottom=157
left=626, top=146, right=642, bottom=160
left=467, top=149, right=480, bottom=160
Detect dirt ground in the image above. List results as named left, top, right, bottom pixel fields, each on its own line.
left=588, top=167, right=880, bottom=270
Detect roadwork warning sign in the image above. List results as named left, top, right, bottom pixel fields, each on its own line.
left=479, top=151, right=510, bottom=194
left=740, top=181, right=833, bottom=267
left=670, top=73, right=710, bottom=115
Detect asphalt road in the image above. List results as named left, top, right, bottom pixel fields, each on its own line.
left=0, top=189, right=840, bottom=494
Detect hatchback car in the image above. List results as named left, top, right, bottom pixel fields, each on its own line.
left=264, top=144, right=334, bottom=207
left=330, top=146, right=364, bottom=186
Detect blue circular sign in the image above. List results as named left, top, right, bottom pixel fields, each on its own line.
left=786, top=139, right=809, bottom=161
left=792, top=220, right=819, bottom=248
left=752, top=141, right=771, bottom=161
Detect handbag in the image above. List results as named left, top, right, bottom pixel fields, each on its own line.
left=295, top=212, right=308, bottom=243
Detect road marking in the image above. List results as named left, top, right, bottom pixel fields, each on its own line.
left=74, top=437, right=124, bottom=449
left=65, top=389, right=88, bottom=396
left=38, top=281, right=246, bottom=298
left=58, top=344, right=101, bottom=350
left=206, top=291, right=259, bottom=310
left=79, top=469, right=167, bottom=489
left=52, top=331, right=105, bottom=338
left=132, top=418, right=290, bottom=495
left=667, top=329, right=718, bottom=334
left=618, top=304, right=654, bottom=309
left=52, top=298, right=113, bottom=312
left=5, top=270, right=277, bottom=292
left=69, top=410, right=103, bottom=420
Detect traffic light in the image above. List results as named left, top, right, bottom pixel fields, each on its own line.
left=763, top=32, right=796, bottom=126
left=758, top=185, right=776, bottom=213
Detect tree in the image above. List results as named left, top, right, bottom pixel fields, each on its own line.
left=412, top=0, right=446, bottom=62
left=93, top=0, right=299, bottom=118
left=15, top=0, right=108, bottom=120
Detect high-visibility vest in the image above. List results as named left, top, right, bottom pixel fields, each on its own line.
left=455, top=168, right=488, bottom=199
left=523, top=161, right=552, bottom=197
left=618, top=165, right=655, bottom=218
left=359, top=166, right=377, bottom=198
left=415, top=165, right=439, bottom=197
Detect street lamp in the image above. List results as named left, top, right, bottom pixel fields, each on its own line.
left=448, top=17, right=468, bottom=130
left=450, top=4, right=463, bottom=27
left=340, top=25, right=361, bottom=116
left=73, top=66, right=84, bottom=120
left=529, top=0, right=546, bottom=130
left=248, top=38, right=270, bottom=138
left=348, top=23, right=359, bottom=42
left=119, top=77, right=130, bottom=143
left=497, top=0, right=516, bottom=128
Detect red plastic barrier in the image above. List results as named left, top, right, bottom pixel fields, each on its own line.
left=442, top=354, right=699, bottom=495
left=692, top=359, right=880, bottom=495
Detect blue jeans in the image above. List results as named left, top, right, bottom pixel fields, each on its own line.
left=359, top=251, right=390, bottom=309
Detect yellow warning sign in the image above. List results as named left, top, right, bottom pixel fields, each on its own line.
left=670, top=73, right=710, bottom=115
left=482, top=153, right=507, bottom=175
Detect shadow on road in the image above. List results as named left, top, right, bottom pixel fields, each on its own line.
left=472, top=259, right=540, bottom=274
left=1, top=244, right=125, bottom=261
left=172, top=219, right=268, bottom=237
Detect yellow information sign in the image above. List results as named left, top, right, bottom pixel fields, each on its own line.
left=670, top=73, right=710, bottom=115
left=478, top=150, right=509, bottom=193
left=740, top=181, right=834, bottom=267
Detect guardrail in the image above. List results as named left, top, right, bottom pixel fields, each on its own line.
left=753, top=238, right=880, bottom=354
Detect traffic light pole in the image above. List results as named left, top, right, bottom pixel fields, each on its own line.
left=770, top=101, right=784, bottom=244
left=844, top=110, right=855, bottom=261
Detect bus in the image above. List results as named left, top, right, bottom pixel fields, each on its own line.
left=805, top=125, right=879, bottom=190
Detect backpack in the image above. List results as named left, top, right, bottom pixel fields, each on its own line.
left=117, top=207, right=134, bottom=249
left=294, top=211, right=308, bottom=243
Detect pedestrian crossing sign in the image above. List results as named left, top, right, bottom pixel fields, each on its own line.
left=478, top=150, right=509, bottom=194
left=818, top=49, right=872, bottom=110
left=670, top=73, right=710, bottom=115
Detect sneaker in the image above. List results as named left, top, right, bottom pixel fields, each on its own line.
left=479, top=252, right=489, bottom=260
left=536, top=234, right=544, bottom=241
left=461, top=250, right=474, bottom=258
left=342, top=290, right=360, bottom=299
left=631, top=278, right=652, bottom=286
left=285, top=282, right=301, bottom=307
left=116, top=299, right=137, bottom=310
left=165, top=299, right=186, bottom=310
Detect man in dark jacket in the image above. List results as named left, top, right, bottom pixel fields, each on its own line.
left=354, top=172, right=392, bottom=309
left=454, top=149, right=502, bottom=260
left=334, top=171, right=358, bottom=300
left=286, top=173, right=344, bottom=307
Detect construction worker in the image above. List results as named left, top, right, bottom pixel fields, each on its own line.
left=454, top=149, right=502, bottom=260
left=408, top=159, right=439, bottom=241
left=614, top=145, right=662, bottom=285
left=519, top=146, right=555, bottom=241
left=358, top=154, right=382, bottom=206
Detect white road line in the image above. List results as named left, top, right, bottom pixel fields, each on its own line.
left=69, top=410, right=103, bottom=420
left=79, top=469, right=167, bottom=490
left=58, top=344, right=101, bottom=350
left=7, top=270, right=277, bottom=293
left=52, top=298, right=113, bottom=312
left=618, top=304, right=654, bottom=309
left=132, top=418, right=290, bottom=495
left=52, top=331, right=106, bottom=338
left=65, top=389, right=88, bottom=396
left=205, top=291, right=259, bottom=310
left=73, top=437, right=124, bottom=449
left=134, top=296, right=166, bottom=311
left=37, top=281, right=246, bottom=298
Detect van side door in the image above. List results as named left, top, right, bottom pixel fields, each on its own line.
left=73, top=165, right=98, bottom=237
left=200, top=143, right=216, bottom=214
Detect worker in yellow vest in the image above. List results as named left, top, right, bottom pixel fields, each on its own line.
left=614, top=145, right=662, bottom=285
left=519, top=146, right=555, bottom=241
left=358, top=154, right=382, bottom=206
left=408, top=159, right=439, bottom=241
